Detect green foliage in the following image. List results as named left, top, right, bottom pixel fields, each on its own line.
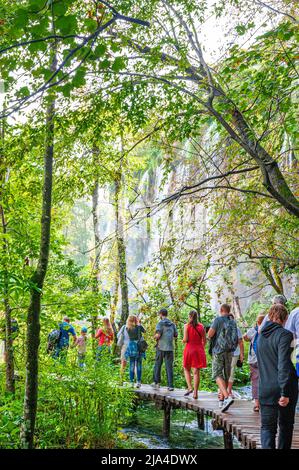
left=0, top=350, right=133, bottom=449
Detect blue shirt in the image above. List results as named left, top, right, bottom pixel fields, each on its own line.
left=57, top=321, right=76, bottom=348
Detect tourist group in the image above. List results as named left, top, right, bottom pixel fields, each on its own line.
left=47, top=295, right=299, bottom=450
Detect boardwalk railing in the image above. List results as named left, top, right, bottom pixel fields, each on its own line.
left=134, top=385, right=299, bottom=449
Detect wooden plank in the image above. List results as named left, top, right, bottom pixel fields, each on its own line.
left=134, top=386, right=299, bottom=449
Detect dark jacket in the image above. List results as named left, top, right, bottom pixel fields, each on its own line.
left=257, top=321, right=298, bottom=405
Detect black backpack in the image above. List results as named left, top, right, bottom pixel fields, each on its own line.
left=137, top=326, right=148, bottom=353
left=47, top=328, right=61, bottom=353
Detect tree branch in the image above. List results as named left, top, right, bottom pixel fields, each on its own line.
left=254, top=1, right=298, bottom=23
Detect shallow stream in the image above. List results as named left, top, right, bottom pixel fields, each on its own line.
left=123, top=402, right=226, bottom=449
left=121, top=386, right=252, bottom=449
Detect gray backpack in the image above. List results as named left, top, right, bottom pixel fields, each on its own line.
left=218, top=318, right=239, bottom=352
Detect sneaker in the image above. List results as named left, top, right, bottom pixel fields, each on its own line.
left=221, top=396, right=234, bottom=412
left=218, top=400, right=224, bottom=409
left=151, top=383, right=160, bottom=390
left=168, top=387, right=174, bottom=391
left=136, top=382, right=141, bottom=388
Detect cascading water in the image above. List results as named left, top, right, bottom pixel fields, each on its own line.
left=68, top=139, right=298, bottom=318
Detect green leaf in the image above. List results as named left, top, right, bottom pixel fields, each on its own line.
left=111, top=57, right=126, bottom=72
left=59, top=83, right=73, bottom=97
left=111, top=43, right=120, bottom=53
left=84, top=18, right=97, bottom=33
left=28, top=0, right=45, bottom=10
left=28, top=40, right=47, bottom=53
left=99, top=58, right=110, bottom=69
left=18, top=86, right=30, bottom=97
left=235, top=24, right=246, bottom=35
left=41, top=68, right=53, bottom=80
left=56, top=15, right=77, bottom=35
left=14, top=9, right=28, bottom=29
left=94, top=44, right=107, bottom=57
left=53, top=2, right=69, bottom=16
left=72, top=69, right=86, bottom=88
left=30, top=18, right=49, bottom=38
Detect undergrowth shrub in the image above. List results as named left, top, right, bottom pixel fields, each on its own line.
left=0, top=350, right=133, bottom=449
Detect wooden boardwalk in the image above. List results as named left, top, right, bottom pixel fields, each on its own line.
left=134, top=385, right=299, bottom=449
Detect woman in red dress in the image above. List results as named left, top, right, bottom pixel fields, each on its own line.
left=183, top=311, right=207, bottom=399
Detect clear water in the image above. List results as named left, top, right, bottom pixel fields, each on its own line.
left=122, top=402, right=227, bottom=449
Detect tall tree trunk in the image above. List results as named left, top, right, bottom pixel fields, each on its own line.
left=0, top=206, right=15, bottom=394
left=261, top=262, right=284, bottom=294
left=0, top=106, right=14, bottom=393
left=232, top=295, right=243, bottom=320
left=91, top=178, right=101, bottom=341
left=114, top=174, right=129, bottom=327
left=110, top=254, right=120, bottom=353
left=20, top=50, right=56, bottom=449
left=110, top=262, right=120, bottom=325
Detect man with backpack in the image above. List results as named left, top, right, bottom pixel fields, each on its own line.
left=152, top=308, right=178, bottom=391
left=49, top=316, right=76, bottom=362
left=207, top=304, right=239, bottom=412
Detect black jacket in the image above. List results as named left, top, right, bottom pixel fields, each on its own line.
left=257, top=321, right=298, bottom=405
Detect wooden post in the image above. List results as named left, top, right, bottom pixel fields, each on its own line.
left=223, top=429, right=234, bottom=449
left=162, top=403, right=171, bottom=437
left=197, top=411, right=205, bottom=430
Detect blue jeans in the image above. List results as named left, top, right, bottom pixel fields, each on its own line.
left=129, top=356, right=142, bottom=382
left=78, top=353, right=86, bottom=368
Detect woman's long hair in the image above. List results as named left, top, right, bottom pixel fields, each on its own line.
left=126, top=315, right=137, bottom=330
left=102, top=317, right=113, bottom=335
left=189, top=310, right=198, bottom=328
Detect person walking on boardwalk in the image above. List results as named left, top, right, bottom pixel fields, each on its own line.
left=261, top=296, right=299, bottom=391
left=74, top=326, right=88, bottom=368
left=227, top=314, right=244, bottom=398
left=152, top=308, right=178, bottom=391
left=117, top=322, right=130, bottom=382
left=243, top=314, right=265, bottom=412
left=257, top=303, right=298, bottom=449
left=54, top=316, right=76, bottom=362
left=125, top=315, right=146, bottom=388
left=95, top=317, right=114, bottom=360
left=183, top=311, right=207, bottom=399
left=207, top=304, right=238, bottom=412
left=259, top=294, right=287, bottom=331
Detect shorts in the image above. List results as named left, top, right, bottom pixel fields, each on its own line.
left=212, top=351, right=233, bottom=381
left=228, top=355, right=239, bottom=383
